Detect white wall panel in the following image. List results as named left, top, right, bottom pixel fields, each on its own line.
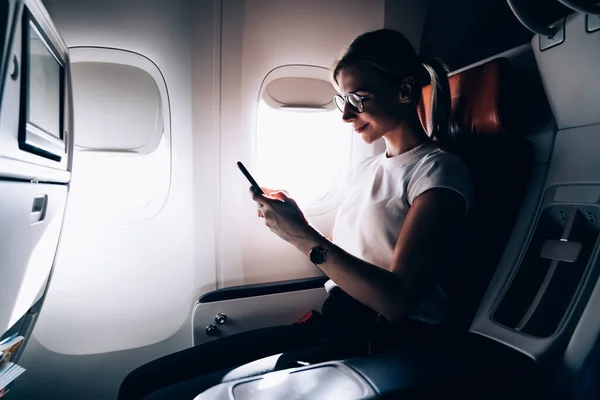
left=33, top=0, right=198, bottom=355
left=13, top=0, right=215, bottom=397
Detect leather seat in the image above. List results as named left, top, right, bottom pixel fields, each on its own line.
left=417, top=57, right=535, bottom=331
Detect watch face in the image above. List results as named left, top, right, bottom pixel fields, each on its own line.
left=310, top=245, right=326, bottom=264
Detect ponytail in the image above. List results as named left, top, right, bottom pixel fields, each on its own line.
left=420, top=57, right=451, bottom=143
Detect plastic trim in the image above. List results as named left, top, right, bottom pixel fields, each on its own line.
left=587, top=14, right=600, bottom=32
left=540, top=19, right=566, bottom=52
left=198, top=276, right=328, bottom=303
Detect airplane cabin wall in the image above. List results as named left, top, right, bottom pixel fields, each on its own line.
left=34, top=0, right=198, bottom=355
left=13, top=0, right=208, bottom=398
left=191, top=0, right=221, bottom=296
left=220, top=0, right=432, bottom=286
left=11, top=0, right=437, bottom=398
left=219, top=0, right=387, bottom=287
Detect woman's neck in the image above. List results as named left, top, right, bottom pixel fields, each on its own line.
left=383, top=110, right=430, bottom=158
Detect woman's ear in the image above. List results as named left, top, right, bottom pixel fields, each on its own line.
left=398, top=76, right=415, bottom=104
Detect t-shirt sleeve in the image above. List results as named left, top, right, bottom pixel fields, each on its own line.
left=407, top=152, right=474, bottom=214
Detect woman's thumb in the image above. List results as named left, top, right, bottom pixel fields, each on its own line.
left=271, top=191, right=290, bottom=201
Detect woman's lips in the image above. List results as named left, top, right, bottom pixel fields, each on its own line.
left=355, top=123, right=369, bottom=133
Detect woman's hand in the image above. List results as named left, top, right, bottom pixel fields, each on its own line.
left=250, top=187, right=315, bottom=244
left=254, top=187, right=285, bottom=219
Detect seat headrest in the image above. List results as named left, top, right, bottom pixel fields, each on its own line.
left=418, top=58, right=513, bottom=138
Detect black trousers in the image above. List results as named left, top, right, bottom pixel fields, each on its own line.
left=117, top=288, right=437, bottom=400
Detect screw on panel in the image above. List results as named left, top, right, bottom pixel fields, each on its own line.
left=215, top=313, right=227, bottom=325
left=205, top=324, right=218, bottom=336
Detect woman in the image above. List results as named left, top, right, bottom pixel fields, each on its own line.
left=118, top=28, right=473, bottom=400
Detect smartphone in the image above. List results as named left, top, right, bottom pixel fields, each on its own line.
left=237, top=161, right=264, bottom=194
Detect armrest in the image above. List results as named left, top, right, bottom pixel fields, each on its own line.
left=194, top=332, right=535, bottom=399
left=198, top=276, right=328, bottom=303
left=345, top=332, right=535, bottom=397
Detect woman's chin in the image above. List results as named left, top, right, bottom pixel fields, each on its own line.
left=361, top=134, right=376, bottom=144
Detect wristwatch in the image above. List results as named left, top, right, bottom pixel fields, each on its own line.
left=309, top=243, right=328, bottom=265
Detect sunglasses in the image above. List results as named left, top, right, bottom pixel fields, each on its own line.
left=333, top=93, right=369, bottom=113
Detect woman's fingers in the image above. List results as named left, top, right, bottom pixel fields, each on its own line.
left=262, top=187, right=289, bottom=197
left=250, top=187, right=272, bottom=207
left=270, top=191, right=292, bottom=202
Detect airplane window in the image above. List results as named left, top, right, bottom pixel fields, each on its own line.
left=33, top=48, right=186, bottom=355
left=67, top=50, right=171, bottom=225
left=256, top=99, right=350, bottom=212
left=66, top=139, right=170, bottom=223
left=71, top=62, right=164, bottom=152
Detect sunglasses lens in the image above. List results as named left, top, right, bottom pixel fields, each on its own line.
left=333, top=94, right=364, bottom=113
left=347, top=94, right=363, bottom=113
left=333, top=95, right=345, bottom=112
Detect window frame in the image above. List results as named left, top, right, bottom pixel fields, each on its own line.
left=67, top=47, right=172, bottom=225
left=255, top=64, right=352, bottom=216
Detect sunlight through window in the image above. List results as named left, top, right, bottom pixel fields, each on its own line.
left=256, top=99, right=350, bottom=211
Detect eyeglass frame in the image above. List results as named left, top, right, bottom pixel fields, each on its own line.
left=333, top=92, right=370, bottom=114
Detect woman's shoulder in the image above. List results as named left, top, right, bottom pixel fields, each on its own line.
left=408, top=144, right=474, bottom=210
left=418, top=144, right=470, bottom=174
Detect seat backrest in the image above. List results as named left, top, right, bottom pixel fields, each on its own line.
left=417, top=57, right=535, bottom=330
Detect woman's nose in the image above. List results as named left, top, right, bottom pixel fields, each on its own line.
left=342, top=102, right=356, bottom=122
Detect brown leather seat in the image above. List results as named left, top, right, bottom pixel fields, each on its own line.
left=418, top=58, right=534, bottom=330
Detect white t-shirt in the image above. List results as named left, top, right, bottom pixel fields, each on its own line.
left=327, top=140, right=474, bottom=324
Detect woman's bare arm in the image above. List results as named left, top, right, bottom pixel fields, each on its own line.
left=290, top=188, right=466, bottom=321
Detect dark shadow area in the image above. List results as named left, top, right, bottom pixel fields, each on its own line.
left=419, top=0, right=583, bottom=70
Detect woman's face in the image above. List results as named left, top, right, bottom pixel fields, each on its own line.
left=336, top=65, right=408, bottom=144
